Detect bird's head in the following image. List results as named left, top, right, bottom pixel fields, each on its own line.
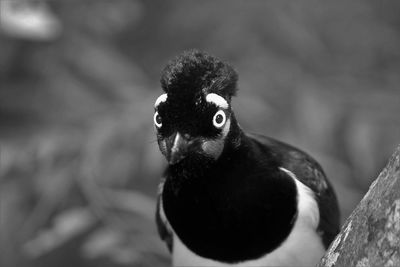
left=154, top=49, right=239, bottom=165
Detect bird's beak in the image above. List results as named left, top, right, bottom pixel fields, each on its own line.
left=166, top=132, right=193, bottom=165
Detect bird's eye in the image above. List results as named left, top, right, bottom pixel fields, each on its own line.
left=212, top=110, right=226, bottom=128
left=154, top=111, right=162, bottom=128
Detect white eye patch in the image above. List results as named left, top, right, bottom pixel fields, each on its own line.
left=206, top=93, right=228, bottom=109
left=154, top=93, right=168, bottom=108
left=212, top=110, right=226, bottom=128
left=154, top=111, right=162, bottom=128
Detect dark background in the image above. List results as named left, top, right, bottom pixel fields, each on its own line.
left=1, top=1, right=400, bottom=266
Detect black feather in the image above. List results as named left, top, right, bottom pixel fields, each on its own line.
left=156, top=194, right=173, bottom=252
left=155, top=177, right=173, bottom=252
left=162, top=130, right=298, bottom=263
left=247, top=133, right=341, bottom=248
left=160, top=49, right=238, bottom=100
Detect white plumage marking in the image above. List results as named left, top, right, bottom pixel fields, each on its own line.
left=155, top=93, right=168, bottom=108
left=206, top=93, right=229, bottom=109
left=279, top=167, right=320, bottom=228
left=221, top=118, right=231, bottom=138
left=165, top=167, right=325, bottom=266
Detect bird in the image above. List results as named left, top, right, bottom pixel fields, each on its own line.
left=154, top=49, right=340, bottom=266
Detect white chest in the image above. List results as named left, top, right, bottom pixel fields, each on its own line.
left=173, top=221, right=324, bottom=267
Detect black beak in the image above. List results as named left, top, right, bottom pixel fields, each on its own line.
left=165, top=132, right=193, bottom=165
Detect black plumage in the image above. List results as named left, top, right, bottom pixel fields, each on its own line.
left=246, top=133, right=340, bottom=248
left=154, top=50, right=340, bottom=265
left=161, top=49, right=238, bottom=99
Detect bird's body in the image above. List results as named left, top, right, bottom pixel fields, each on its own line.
left=154, top=50, right=340, bottom=266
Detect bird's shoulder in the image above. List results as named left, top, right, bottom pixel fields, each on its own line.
left=246, top=133, right=340, bottom=248
left=155, top=177, right=173, bottom=252
left=246, top=133, right=329, bottom=195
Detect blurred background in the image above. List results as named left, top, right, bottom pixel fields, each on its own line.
left=1, top=1, right=400, bottom=266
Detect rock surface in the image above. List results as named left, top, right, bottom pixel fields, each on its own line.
left=319, top=145, right=400, bottom=267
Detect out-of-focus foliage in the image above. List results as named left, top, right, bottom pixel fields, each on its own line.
left=1, top=1, right=399, bottom=267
